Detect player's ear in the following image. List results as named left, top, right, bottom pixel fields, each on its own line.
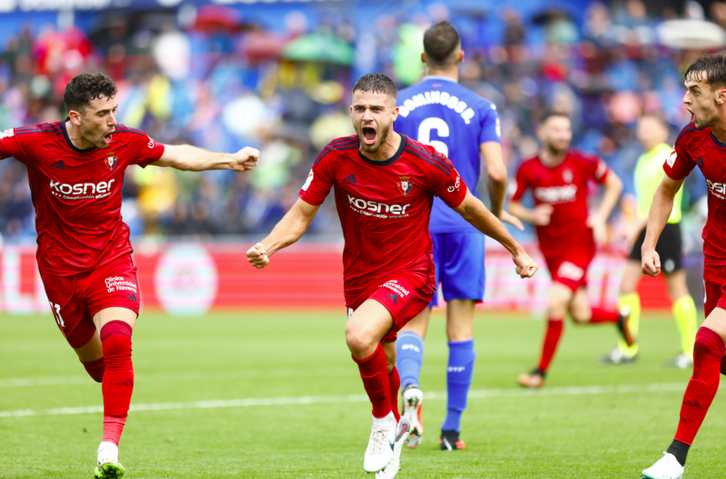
left=716, top=86, right=726, bottom=105
left=69, top=109, right=83, bottom=126
left=420, top=52, right=426, bottom=64
left=458, top=49, right=464, bottom=63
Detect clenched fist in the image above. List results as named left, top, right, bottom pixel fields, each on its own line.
left=247, top=243, right=269, bottom=269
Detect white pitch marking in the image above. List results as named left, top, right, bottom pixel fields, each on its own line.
left=0, top=382, right=689, bottom=419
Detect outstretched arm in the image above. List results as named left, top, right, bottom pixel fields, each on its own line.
left=453, top=189, right=538, bottom=278
left=481, top=142, right=524, bottom=230
left=587, top=170, right=623, bottom=245
left=152, top=144, right=260, bottom=172
left=642, top=175, right=685, bottom=277
left=247, top=198, right=321, bottom=269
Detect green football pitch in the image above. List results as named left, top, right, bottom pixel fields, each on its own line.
left=1, top=309, right=724, bottom=478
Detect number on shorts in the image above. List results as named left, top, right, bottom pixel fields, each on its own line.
left=49, top=302, right=65, bottom=327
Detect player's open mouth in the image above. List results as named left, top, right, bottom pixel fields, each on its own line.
left=103, top=132, right=113, bottom=144
left=362, top=127, right=377, bottom=145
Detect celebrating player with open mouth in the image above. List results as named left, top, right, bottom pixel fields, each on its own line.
left=509, top=112, right=634, bottom=389
left=246, top=72, right=538, bottom=478
left=642, top=51, right=726, bottom=479
left=0, top=72, right=259, bottom=478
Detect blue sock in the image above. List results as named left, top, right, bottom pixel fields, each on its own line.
left=395, top=332, right=424, bottom=390
left=442, top=339, right=476, bottom=432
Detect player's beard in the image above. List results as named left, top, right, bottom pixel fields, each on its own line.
left=360, top=123, right=391, bottom=154
left=545, top=141, right=568, bottom=157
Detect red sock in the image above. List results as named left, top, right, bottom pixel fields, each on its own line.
left=81, top=357, right=105, bottom=383
left=589, top=308, right=619, bottom=323
left=674, top=327, right=725, bottom=445
left=100, top=321, right=134, bottom=446
left=388, top=367, right=401, bottom=422
left=538, top=319, right=564, bottom=373
left=353, top=343, right=392, bottom=419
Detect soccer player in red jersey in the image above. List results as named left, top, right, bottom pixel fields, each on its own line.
left=0, top=73, right=259, bottom=479
left=642, top=52, right=726, bottom=479
left=509, top=112, right=635, bottom=389
left=246, top=73, right=538, bottom=478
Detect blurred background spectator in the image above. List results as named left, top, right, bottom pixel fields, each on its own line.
left=0, top=0, right=720, bottom=254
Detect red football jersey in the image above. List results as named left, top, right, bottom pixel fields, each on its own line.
left=665, top=122, right=726, bottom=263
left=0, top=121, right=165, bottom=276
left=299, top=134, right=467, bottom=300
left=511, top=149, right=609, bottom=259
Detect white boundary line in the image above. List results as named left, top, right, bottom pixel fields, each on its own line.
left=0, top=382, right=688, bottom=419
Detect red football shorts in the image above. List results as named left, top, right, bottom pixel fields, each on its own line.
left=346, top=271, right=435, bottom=343
left=544, top=249, right=595, bottom=292
left=39, top=254, right=141, bottom=349
left=703, top=262, right=726, bottom=318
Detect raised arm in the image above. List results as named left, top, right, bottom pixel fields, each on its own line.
left=642, top=175, right=685, bottom=277
left=246, top=198, right=321, bottom=269
left=587, top=170, right=623, bottom=245
left=454, top=189, right=538, bottom=278
left=152, top=144, right=260, bottom=172
left=481, top=141, right=524, bottom=230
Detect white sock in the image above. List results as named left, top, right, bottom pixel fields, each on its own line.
left=372, top=411, right=396, bottom=428
left=97, top=441, right=118, bottom=462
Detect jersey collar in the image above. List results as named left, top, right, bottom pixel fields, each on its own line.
left=358, top=134, right=406, bottom=166
left=61, top=117, right=97, bottom=154
left=711, top=130, right=726, bottom=149
left=422, top=75, right=456, bottom=83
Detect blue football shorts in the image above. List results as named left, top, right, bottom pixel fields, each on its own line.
left=429, top=231, right=486, bottom=307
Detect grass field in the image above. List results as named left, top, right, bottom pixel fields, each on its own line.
left=1, top=308, right=723, bottom=478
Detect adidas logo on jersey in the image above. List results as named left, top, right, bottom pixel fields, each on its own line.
left=385, top=293, right=399, bottom=304
left=342, top=174, right=357, bottom=184
left=51, top=160, right=66, bottom=169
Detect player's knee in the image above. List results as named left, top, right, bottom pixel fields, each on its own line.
left=345, top=328, right=373, bottom=356
left=100, top=321, right=133, bottom=362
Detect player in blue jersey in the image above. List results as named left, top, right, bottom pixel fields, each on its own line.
left=393, top=22, right=523, bottom=450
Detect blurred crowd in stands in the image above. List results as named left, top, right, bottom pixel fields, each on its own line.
left=0, top=0, right=721, bottom=251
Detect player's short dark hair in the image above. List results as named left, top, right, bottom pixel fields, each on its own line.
left=64, top=73, right=118, bottom=114
left=352, top=73, right=397, bottom=100
left=423, top=22, right=460, bottom=68
left=685, top=51, right=726, bottom=89
left=540, top=111, right=570, bottom=125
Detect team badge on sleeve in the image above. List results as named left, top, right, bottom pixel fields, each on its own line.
left=666, top=150, right=677, bottom=168
left=302, top=169, right=314, bottom=191
left=105, top=153, right=118, bottom=171
left=397, top=176, right=413, bottom=195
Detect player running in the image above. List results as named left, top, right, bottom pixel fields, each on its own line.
left=642, top=52, right=726, bottom=479
left=509, top=112, right=635, bottom=389
left=392, top=21, right=524, bottom=451
left=0, top=72, right=259, bottom=478
left=601, top=115, right=697, bottom=368
left=246, top=73, right=537, bottom=478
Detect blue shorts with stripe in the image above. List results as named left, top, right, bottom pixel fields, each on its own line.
left=429, top=232, right=486, bottom=307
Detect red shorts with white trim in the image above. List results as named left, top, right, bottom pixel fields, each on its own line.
left=346, top=271, right=435, bottom=343
left=703, top=262, right=726, bottom=318
left=544, top=250, right=595, bottom=292
left=39, top=254, right=141, bottom=349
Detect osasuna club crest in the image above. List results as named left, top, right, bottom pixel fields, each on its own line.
left=397, top=176, right=412, bottom=195
left=105, top=152, right=118, bottom=171
left=562, top=169, right=573, bottom=183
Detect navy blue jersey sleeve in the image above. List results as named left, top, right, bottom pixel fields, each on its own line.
left=478, top=102, right=501, bottom=145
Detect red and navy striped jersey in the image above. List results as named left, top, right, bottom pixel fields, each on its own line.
left=511, top=149, right=609, bottom=259
left=299, top=134, right=466, bottom=301
left=666, top=122, right=726, bottom=262
left=0, top=121, right=165, bottom=276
